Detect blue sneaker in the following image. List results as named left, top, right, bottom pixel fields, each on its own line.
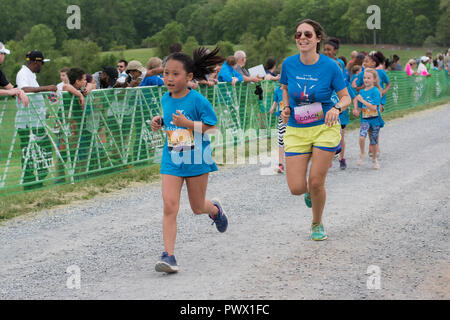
left=210, top=199, right=228, bottom=233
left=304, top=192, right=312, bottom=208
left=155, top=252, right=179, bottom=273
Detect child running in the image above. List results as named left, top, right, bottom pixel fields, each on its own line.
left=269, top=81, right=286, bottom=173
left=150, top=47, right=228, bottom=273
left=352, top=68, right=383, bottom=169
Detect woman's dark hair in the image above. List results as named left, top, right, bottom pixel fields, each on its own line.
left=369, top=51, right=386, bottom=67
left=393, top=54, right=400, bottom=63
left=295, top=19, right=326, bottom=53
left=338, top=56, right=347, bottom=67
left=68, top=67, right=86, bottom=85
left=265, top=58, right=276, bottom=70
left=327, top=37, right=340, bottom=50
left=166, top=46, right=225, bottom=81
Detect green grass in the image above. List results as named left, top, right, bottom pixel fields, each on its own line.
left=102, top=44, right=447, bottom=69
left=102, top=48, right=158, bottom=65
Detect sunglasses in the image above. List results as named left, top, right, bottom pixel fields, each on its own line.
left=294, top=31, right=314, bottom=40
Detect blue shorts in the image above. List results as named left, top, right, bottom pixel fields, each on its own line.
left=360, top=122, right=381, bottom=145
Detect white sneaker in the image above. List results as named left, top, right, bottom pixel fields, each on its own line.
left=372, top=159, right=380, bottom=170
left=356, top=153, right=366, bottom=166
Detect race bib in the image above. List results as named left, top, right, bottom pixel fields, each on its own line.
left=294, top=102, right=324, bottom=124
left=362, top=107, right=378, bottom=119
left=166, top=129, right=195, bottom=152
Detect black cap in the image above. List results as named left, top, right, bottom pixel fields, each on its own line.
left=26, top=50, right=50, bottom=64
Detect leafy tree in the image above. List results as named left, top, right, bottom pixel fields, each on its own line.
left=150, top=21, right=183, bottom=57
left=216, top=40, right=235, bottom=58
left=183, top=36, right=200, bottom=58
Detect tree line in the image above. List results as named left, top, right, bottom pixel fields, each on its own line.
left=0, top=0, right=448, bottom=85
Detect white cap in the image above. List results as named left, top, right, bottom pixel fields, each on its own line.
left=420, top=56, right=430, bottom=63
left=0, top=42, right=10, bottom=54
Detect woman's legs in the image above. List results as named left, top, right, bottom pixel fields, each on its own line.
left=285, top=153, right=311, bottom=196
left=308, top=148, right=335, bottom=224
left=161, top=174, right=184, bottom=255
left=185, top=173, right=219, bottom=217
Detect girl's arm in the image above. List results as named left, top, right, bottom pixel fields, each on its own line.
left=172, top=111, right=216, bottom=133
left=381, top=82, right=391, bottom=96
left=352, top=97, right=360, bottom=117
left=357, top=95, right=378, bottom=111
left=269, top=101, right=277, bottom=114
left=280, top=85, right=290, bottom=124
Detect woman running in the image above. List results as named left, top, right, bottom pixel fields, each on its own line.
left=150, top=47, right=228, bottom=273
left=280, top=19, right=351, bottom=241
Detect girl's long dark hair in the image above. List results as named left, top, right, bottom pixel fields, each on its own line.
left=166, top=46, right=225, bottom=81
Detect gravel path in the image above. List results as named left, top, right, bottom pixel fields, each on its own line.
left=0, top=104, right=449, bottom=300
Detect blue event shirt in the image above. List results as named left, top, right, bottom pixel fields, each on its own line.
left=273, top=86, right=283, bottom=116
left=218, top=61, right=243, bottom=83
left=356, top=68, right=390, bottom=105
left=280, top=53, right=347, bottom=128
left=160, top=89, right=218, bottom=177
left=358, top=86, right=384, bottom=126
left=140, top=75, right=164, bottom=87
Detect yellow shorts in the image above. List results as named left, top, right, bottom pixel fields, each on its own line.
left=284, top=123, right=341, bottom=156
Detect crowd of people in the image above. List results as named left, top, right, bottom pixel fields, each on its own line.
left=0, top=34, right=449, bottom=273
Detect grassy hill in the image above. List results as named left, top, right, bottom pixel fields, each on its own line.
left=103, top=44, right=447, bottom=70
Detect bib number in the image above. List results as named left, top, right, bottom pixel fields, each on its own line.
left=167, top=129, right=195, bottom=152
left=294, top=102, right=324, bottom=124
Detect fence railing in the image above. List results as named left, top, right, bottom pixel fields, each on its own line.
left=0, top=71, right=448, bottom=195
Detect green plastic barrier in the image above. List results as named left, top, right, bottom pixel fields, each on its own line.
left=0, top=71, right=448, bottom=195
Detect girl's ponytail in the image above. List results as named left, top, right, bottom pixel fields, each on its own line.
left=192, top=46, right=225, bottom=80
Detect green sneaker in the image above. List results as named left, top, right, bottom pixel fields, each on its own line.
left=311, top=223, right=328, bottom=241
left=304, top=192, right=312, bottom=208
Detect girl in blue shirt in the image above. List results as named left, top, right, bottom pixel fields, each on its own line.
left=352, top=68, right=383, bottom=170
left=280, top=20, right=351, bottom=241
left=150, top=47, right=227, bottom=273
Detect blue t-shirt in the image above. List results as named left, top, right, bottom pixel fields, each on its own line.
left=356, top=69, right=390, bottom=105
left=280, top=53, right=347, bottom=128
left=273, top=86, right=283, bottom=116
left=358, top=86, right=383, bottom=126
left=140, top=75, right=164, bottom=87
left=218, top=62, right=243, bottom=83
left=160, top=89, right=218, bottom=177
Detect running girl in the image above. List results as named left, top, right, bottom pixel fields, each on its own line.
left=352, top=68, right=383, bottom=170
left=280, top=19, right=351, bottom=241
left=150, top=47, right=228, bottom=273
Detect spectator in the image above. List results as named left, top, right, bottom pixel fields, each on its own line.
left=347, top=50, right=358, bottom=67
left=417, top=56, right=430, bottom=76
left=436, top=53, right=444, bottom=70
left=162, top=42, right=183, bottom=67
left=217, top=56, right=243, bottom=85
left=124, top=60, right=147, bottom=87
left=56, top=67, right=70, bottom=92
left=405, top=59, right=419, bottom=76
left=234, top=50, right=261, bottom=82
left=116, top=59, right=128, bottom=85
left=0, top=42, right=28, bottom=106
left=55, top=67, right=87, bottom=183
left=140, top=57, right=164, bottom=87
left=425, top=50, right=433, bottom=70
left=16, top=50, right=56, bottom=190
left=93, top=67, right=119, bottom=89
left=264, top=58, right=280, bottom=81
left=444, top=49, right=450, bottom=73
left=391, top=54, right=402, bottom=71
